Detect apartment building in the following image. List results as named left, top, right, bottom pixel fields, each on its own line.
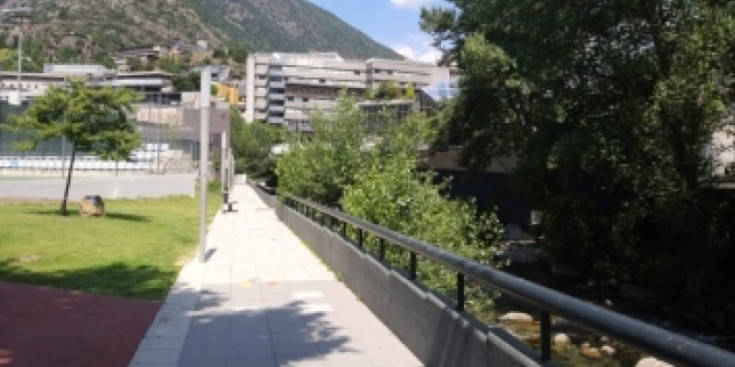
left=245, top=52, right=452, bottom=130
left=0, top=64, right=174, bottom=105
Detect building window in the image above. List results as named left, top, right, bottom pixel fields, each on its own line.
left=354, top=71, right=361, bottom=76
left=303, top=98, right=309, bottom=103
left=319, top=79, right=325, bottom=84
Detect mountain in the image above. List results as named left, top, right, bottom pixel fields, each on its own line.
left=181, top=0, right=401, bottom=59
left=0, top=0, right=401, bottom=68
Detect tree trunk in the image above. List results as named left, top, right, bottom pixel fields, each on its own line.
left=60, top=147, right=76, bottom=216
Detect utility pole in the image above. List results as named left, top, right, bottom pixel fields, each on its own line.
left=198, top=67, right=211, bottom=263
left=156, top=93, right=161, bottom=174
left=1, top=7, right=32, bottom=106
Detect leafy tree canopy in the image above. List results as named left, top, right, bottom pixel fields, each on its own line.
left=373, top=81, right=402, bottom=100
left=277, top=91, right=366, bottom=207
left=4, top=79, right=143, bottom=214
left=230, top=109, right=283, bottom=180
left=422, top=0, right=735, bottom=299
left=276, top=91, right=504, bottom=309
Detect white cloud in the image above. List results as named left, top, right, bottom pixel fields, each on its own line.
left=389, top=0, right=439, bottom=11
left=393, top=44, right=441, bottom=64
left=392, top=33, right=441, bottom=63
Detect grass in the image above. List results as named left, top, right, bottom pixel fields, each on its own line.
left=0, top=190, right=221, bottom=300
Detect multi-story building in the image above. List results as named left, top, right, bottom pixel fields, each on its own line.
left=245, top=52, right=453, bottom=130
left=0, top=64, right=174, bottom=105
left=0, top=64, right=229, bottom=174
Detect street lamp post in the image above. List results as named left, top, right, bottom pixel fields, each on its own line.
left=199, top=67, right=211, bottom=263
left=1, top=7, right=32, bottom=106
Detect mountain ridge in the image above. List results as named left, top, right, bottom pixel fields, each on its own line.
left=0, top=0, right=401, bottom=69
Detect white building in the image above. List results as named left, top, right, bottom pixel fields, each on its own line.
left=0, top=64, right=174, bottom=106
left=245, top=52, right=453, bottom=129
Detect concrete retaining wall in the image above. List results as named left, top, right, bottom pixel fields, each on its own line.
left=273, top=200, right=549, bottom=367
left=249, top=181, right=278, bottom=208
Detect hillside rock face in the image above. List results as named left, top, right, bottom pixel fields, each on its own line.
left=1, top=0, right=399, bottom=64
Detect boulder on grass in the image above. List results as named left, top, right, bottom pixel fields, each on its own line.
left=80, top=195, right=105, bottom=217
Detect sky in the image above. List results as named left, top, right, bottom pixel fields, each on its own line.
left=305, top=0, right=449, bottom=64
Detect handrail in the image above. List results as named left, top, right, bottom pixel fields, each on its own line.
left=285, top=194, right=735, bottom=367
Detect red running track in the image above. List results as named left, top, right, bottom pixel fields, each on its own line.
left=0, top=282, right=160, bottom=367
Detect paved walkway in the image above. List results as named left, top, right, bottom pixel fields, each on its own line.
left=129, top=183, right=422, bottom=367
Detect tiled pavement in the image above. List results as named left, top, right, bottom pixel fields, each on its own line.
left=128, top=183, right=423, bottom=367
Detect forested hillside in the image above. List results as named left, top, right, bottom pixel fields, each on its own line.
left=0, top=0, right=399, bottom=71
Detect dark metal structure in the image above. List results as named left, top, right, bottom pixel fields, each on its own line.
left=283, top=194, right=735, bottom=367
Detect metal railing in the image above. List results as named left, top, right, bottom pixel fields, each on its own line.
left=283, top=194, right=735, bottom=367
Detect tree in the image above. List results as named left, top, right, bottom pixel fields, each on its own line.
left=5, top=79, right=142, bottom=215
left=341, top=115, right=504, bottom=307
left=126, top=57, right=145, bottom=72
left=422, top=1, right=735, bottom=299
left=229, top=109, right=283, bottom=179
left=212, top=47, right=227, bottom=59
left=373, top=81, right=401, bottom=100
left=404, top=83, right=416, bottom=100
left=277, top=92, right=504, bottom=309
left=277, top=91, right=366, bottom=207
left=157, top=55, right=183, bottom=74
left=227, top=42, right=250, bottom=64
left=172, top=72, right=200, bottom=92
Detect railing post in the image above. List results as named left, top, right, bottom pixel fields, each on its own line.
left=540, top=310, right=551, bottom=361
left=456, top=272, right=465, bottom=311
left=357, top=228, right=364, bottom=248
left=409, top=252, right=417, bottom=279
left=341, top=221, right=347, bottom=238
left=379, top=237, right=386, bottom=261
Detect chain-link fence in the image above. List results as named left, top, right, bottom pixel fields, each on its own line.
left=0, top=97, right=230, bottom=175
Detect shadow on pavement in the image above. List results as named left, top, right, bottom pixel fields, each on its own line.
left=152, top=282, right=354, bottom=367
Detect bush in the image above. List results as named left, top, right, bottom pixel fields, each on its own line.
left=341, top=115, right=504, bottom=307
left=276, top=92, right=366, bottom=207
left=230, top=109, right=283, bottom=179
left=277, top=93, right=505, bottom=310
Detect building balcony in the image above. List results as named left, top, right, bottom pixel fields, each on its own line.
left=268, top=105, right=285, bottom=113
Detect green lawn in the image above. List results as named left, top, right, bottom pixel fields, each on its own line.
left=0, top=192, right=221, bottom=300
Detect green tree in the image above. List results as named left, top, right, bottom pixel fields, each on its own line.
left=277, top=92, right=504, bottom=309
left=172, top=72, right=200, bottom=92
left=373, top=80, right=401, bottom=100
left=212, top=47, right=227, bottom=59
left=422, top=1, right=735, bottom=299
left=277, top=91, right=366, bottom=207
left=4, top=79, right=143, bottom=215
left=227, top=42, right=250, bottom=64
left=157, top=55, right=183, bottom=74
left=126, top=57, right=145, bottom=72
left=230, top=109, right=283, bottom=179
left=341, top=115, right=504, bottom=306
left=404, top=83, right=415, bottom=99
